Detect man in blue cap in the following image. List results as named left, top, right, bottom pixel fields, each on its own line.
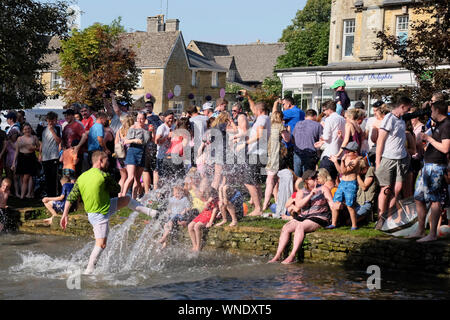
left=330, top=80, right=350, bottom=116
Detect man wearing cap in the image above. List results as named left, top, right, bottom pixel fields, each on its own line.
left=331, top=80, right=350, bottom=116
left=202, top=102, right=214, bottom=118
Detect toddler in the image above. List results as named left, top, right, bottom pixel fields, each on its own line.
left=158, top=185, right=191, bottom=248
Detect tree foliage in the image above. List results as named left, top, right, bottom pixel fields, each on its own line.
left=59, top=18, right=140, bottom=109
left=276, top=0, right=331, bottom=69
left=0, top=0, right=72, bottom=110
left=374, top=0, right=450, bottom=104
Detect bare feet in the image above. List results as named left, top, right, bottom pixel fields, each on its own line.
left=248, top=210, right=262, bottom=217
left=417, top=234, right=438, bottom=243
left=43, top=217, right=53, bottom=225
left=405, top=232, right=426, bottom=239
left=214, top=220, right=227, bottom=227
left=229, top=221, right=237, bottom=227
left=281, top=257, right=296, bottom=265
left=267, top=257, right=280, bottom=263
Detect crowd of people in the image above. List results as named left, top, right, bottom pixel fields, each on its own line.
left=0, top=80, right=449, bottom=269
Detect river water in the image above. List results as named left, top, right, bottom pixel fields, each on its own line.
left=1, top=231, right=448, bottom=300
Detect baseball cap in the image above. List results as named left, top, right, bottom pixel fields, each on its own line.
left=330, top=80, right=346, bottom=89
left=202, top=102, right=213, bottom=111
left=302, top=170, right=318, bottom=181
left=342, top=141, right=359, bottom=152
left=63, top=109, right=75, bottom=115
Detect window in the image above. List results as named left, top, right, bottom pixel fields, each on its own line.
left=227, top=70, right=236, bottom=82
left=191, top=70, right=199, bottom=87
left=396, top=16, right=409, bottom=45
left=173, top=101, right=184, bottom=115
left=211, top=72, right=218, bottom=87
left=137, top=72, right=143, bottom=88
left=342, top=19, right=355, bottom=57
left=51, top=72, right=65, bottom=89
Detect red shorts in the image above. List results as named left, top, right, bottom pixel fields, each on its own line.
left=192, top=210, right=213, bottom=224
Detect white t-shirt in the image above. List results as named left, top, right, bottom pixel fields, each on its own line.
left=156, top=123, right=173, bottom=159
left=41, top=125, right=62, bottom=161
left=321, top=112, right=346, bottom=159
left=167, top=196, right=191, bottom=218
left=380, top=112, right=407, bottom=160
left=248, top=114, right=270, bottom=155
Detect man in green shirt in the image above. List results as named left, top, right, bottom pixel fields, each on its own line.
left=60, top=151, right=156, bottom=274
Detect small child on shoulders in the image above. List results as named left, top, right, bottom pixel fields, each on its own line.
left=158, top=185, right=191, bottom=248
left=0, top=178, right=12, bottom=232
left=329, top=141, right=361, bottom=230
left=188, top=187, right=219, bottom=252
left=42, top=176, right=74, bottom=225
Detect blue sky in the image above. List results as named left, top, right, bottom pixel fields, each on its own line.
left=65, top=0, right=307, bottom=44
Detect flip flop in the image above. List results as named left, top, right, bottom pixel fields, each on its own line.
left=351, top=227, right=359, bottom=230
left=325, top=224, right=336, bottom=229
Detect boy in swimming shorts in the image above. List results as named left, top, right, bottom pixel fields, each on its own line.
left=60, top=151, right=156, bottom=274
left=329, top=141, right=361, bottom=230
left=42, top=176, right=74, bottom=225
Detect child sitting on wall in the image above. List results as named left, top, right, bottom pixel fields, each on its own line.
left=188, top=187, right=219, bottom=252
left=42, top=176, right=74, bottom=225
left=216, top=176, right=244, bottom=227
left=158, top=185, right=191, bottom=248
left=0, top=178, right=12, bottom=232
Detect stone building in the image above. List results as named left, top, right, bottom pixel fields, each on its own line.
left=40, top=15, right=227, bottom=114
left=187, top=40, right=286, bottom=88
left=276, top=0, right=442, bottom=113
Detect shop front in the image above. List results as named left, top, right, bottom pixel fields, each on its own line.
left=276, top=63, right=416, bottom=116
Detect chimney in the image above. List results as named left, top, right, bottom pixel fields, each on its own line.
left=165, top=19, right=180, bottom=32
left=147, top=14, right=165, bottom=33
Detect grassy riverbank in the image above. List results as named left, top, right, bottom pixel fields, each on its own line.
left=9, top=196, right=385, bottom=238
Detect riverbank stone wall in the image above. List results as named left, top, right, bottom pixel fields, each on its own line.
left=18, top=214, right=450, bottom=278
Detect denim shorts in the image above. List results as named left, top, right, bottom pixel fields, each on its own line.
left=355, top=201, right=373, bottom=216
left=414, top=163, right=448, bottom=205
left=333, top=180, right=358, bottom=207
left=125, top=146, right=145, bottom=167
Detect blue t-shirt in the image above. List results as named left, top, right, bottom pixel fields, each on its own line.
left=87, top=122, right=104, bottom=152
left=61, top=183, right=74, bottom=201
left=283, top=106, right=305, bottom=133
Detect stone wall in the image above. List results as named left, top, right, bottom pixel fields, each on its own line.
left=18, top=215, right=450, bottom=278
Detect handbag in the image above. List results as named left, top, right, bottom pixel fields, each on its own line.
left=114, top=135, right=126, bottom=158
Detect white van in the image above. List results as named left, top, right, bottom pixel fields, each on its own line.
left=0, top=108, right=66, bottom=132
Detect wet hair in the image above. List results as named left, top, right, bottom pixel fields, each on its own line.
left=176, top=117, right=192, bottom=132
